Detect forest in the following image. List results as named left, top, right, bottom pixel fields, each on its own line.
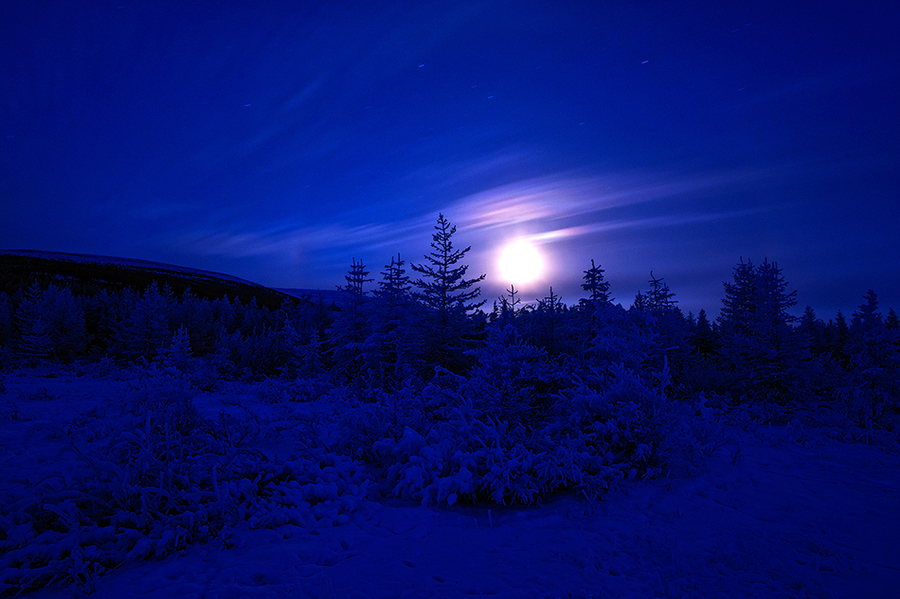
left=1, top=214, right=898, bottom=595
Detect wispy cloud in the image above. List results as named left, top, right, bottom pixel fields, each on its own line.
left=177, top=218, right=424, bottom=259
left=175, top=161, right=786, bottom=263
left=446, top=165, right=784, bottom=244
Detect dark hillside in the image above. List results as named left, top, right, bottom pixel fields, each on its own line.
left=0, top=250, right=299, bottom=309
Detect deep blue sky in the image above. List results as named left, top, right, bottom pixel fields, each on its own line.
left=2, top=1, right=898, bottom=318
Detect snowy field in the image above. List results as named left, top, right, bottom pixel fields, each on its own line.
left=2, top=368, right=898, bottom=599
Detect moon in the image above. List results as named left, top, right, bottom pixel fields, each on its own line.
left=497, top=239, right=545, bottom=284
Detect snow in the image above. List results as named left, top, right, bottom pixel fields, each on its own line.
left=3, top=368, right=898, bottom=598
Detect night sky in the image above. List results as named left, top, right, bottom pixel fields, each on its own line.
left=2, top=1, right=898, bottom=318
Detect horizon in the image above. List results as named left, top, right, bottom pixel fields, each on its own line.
left=1, top=247, right=891, bottom=323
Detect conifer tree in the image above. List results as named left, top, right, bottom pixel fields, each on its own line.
left=43, top=284, right=87, bottom=361
left=581, top=260, right=611, bottom=304
left=720, top=259, right=756, bottom=334
left=338, top=258, right=374, bottom=302
left=827, top=310, right=850, bottom=364
left=646, top=272, right=677, bottom=316
left=368, top=254, right=422, bottom=388
left=692, top=309, right=716, bottom=355
left=843, top=290, right=900, bottom=423
left=412, top=214, right=485, bottom=316
left=492, top=284, right=521, bottom=328
left=329, top=258, right=373, bottom=384
left=578, top=260, right=612, bottom=337
left=631, top=291, right=649, bottom=313
left=798, top=306, right=828, bottom=355
left=505, top=284, right=521, bottom=314
left=158, top=326, right=193, bottom=372
left=0, top=292, right=11, bottom=346
left=887, top=308, right=899, bottom=330
left=298, top=329, right=326, bottom=377
left=411, top=214, right=485, bottom=372
left=119, top=282, right=172, bottom=360
left=717, top=258, right=801, bottom=401
left=15, top=281, right=54, bottom=363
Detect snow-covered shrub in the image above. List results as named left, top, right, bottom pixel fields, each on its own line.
left=258, top=377, right=295, bottom=404
left=0, top=374, right=373, bottom=595
left=462, top=325, right=570, bottom=426
left=374, top=402, right=536, bottom=506
left=257, top=375, right=332, bottom=404
left=332, top=384, right=433, bottom=459
left=561, top=362, right=725, bottom=479
left=364, top=355, right=724, bottom=507
left=371, top=397, right=619, bottom=507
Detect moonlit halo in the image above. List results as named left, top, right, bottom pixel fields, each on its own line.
left=497, top=239, right=545, bottom=286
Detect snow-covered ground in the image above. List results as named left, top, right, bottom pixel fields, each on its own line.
left=3, top=369, right=898, bottom=599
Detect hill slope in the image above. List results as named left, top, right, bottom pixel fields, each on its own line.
left=0, top=250, right=298, bottom=309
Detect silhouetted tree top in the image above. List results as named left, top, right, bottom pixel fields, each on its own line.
left=411, top=213, right=485, bottom=316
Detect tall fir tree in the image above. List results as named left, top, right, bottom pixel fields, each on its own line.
left=328, top=258, right=373, bottom=384
left=692, top=308, right=716, bottom=355
left=717, top=258, right=802, bottom=402
left=886, top=308, right=899, bottom=330
left=411, top=213, right=485, bottom=372
left=581, top=260, right=611, bottom=304
left=578, top=259, right=612, bottom=336
left=843, top=290, right=900, bottom=423
left=532, top=287, right=565, bottom=353
left=368, top=254, right=422, bottom=389
left=645, top=272, right=677, bottom=316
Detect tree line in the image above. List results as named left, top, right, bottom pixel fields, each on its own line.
left=1, top=214, right=898, bottom=427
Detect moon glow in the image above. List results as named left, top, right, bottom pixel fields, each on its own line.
left=497, top=239, right=545, bottom=285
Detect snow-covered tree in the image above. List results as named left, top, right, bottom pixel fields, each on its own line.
left=41, top=284, right=87, bottom=361
left=887, top=308, right=899, bottom=330
left=14, top=281, right=54, bottom=363
left=842, top=290, right=900, bottom=421
left=0, top=292, right=11, bottom=347
left=157, top=325, right=193, bottom=372
left=117, top=282, right=173, bottom=361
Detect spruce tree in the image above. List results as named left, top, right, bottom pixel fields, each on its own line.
left=828, top=310, right=850, bottom=364
left=492, top=284, right=522, bottom=328
left=886, top=308, right=899, bottom=330
left=119, top=282, right=172, bottom=361
left=411, top=213, right=485, bottom=372
left=0, top=292, right=11, bottom=346
left=14, top=281, right=52, bottom=363
left=843, top=290, right=900, bottom=423
left=329, top=258, right=373, bottom=384
left=577, top=259, right=612, bottom=339
left=581, top=260, right=611, bottom=304
left=369, top=254, right=422, bottom=388
left=692, top=309, right=716, bottom=355
left=717, top=258, right=800, bottom=402
left=646, top=272, right=677, bottom=316
left=533, top=287, right=565, bottom=353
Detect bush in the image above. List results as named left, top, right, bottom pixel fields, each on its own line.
left=0, top=374, right=372, bottom=595
left=368, top=363, right=724, bottom=507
